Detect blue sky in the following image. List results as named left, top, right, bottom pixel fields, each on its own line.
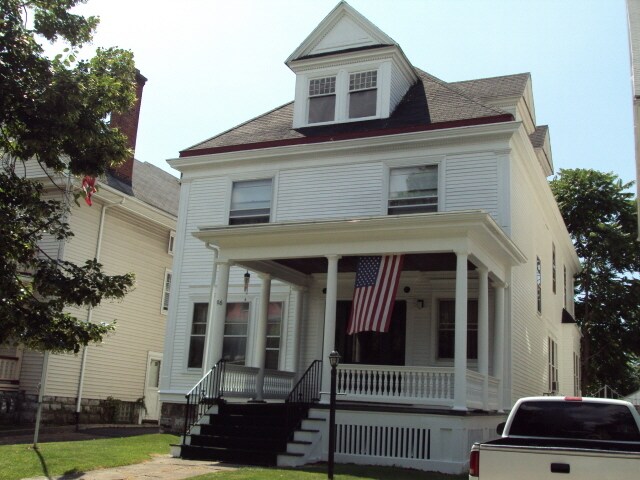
left=73, top=0, right=636, bottom=186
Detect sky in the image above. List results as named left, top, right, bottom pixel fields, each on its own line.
left=68, top=0, right=636, bottom=185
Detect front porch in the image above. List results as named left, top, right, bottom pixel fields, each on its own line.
left=191, top=212, right=524, bottom=415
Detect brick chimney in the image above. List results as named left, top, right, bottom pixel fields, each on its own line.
left=109, top=70, right=147, bottom=185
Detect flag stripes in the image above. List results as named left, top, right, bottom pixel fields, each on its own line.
left=347, top=255, right=404, bottom=334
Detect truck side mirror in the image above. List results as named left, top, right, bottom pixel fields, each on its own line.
left=496, top=422, right=505, bottom=435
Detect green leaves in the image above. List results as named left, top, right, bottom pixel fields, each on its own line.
left=0, top=0, right=137, bottom=352
left=550, top=169, right=640, bottom=395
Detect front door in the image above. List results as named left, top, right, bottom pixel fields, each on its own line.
left=334, top=300, right=406, bottom=365
left=144, top=353, right=162, bottom=421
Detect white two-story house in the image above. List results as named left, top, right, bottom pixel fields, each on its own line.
left=159, top=2, right=581, bottom=474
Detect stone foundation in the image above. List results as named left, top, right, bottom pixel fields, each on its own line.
left=160, top=402, right=187, bottom=434
left=14, top=394, right=142, bottom=425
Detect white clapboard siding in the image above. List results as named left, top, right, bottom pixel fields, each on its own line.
left=277, top=163, right=383, bottom=221
left=43, top=203, right=172, bottom=401
left=390, top=64, right=413, bottom=114
left=444, top=155, right=499, bottom=219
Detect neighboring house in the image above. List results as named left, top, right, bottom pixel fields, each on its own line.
left=0, top=73, right=180, bottom=425
left=628, top=0, right=640, bottom=238
left=159, top=2, right=580, bottom=474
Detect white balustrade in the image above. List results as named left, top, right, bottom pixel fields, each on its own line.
left=221, top=364, right=294, bottom=399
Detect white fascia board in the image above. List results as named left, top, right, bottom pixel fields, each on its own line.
left=193, top=210, right=526, bottom=267
left=169, top=121, right=521, bottom=174
left=95, top=183, right=177, bottom=229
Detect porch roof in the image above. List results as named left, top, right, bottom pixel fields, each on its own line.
left=193, top=211, right=525, bottom=284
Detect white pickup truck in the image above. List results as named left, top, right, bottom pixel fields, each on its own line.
left=469, top=396, right=640, bottom=479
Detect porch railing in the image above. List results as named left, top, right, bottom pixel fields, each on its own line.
left=183, top=361, right=297, bottom=437
left=336, top=364, right=500, bottom=409
left=0, top=356, right=20, bottom=391
left=285, top=360, right=322, bottom=435
left=183, top=359, right=226, bottom=437
left=336, top=364, right=455, bottom=405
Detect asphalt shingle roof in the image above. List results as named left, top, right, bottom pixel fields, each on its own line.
left=182, top=70, right=528, bottom=157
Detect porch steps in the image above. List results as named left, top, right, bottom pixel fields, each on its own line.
left=181, top=402, right=309, bottom=466
left=277, top=409, right=327, bottom=467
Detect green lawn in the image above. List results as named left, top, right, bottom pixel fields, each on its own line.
left=190, top=464, right=467, bottom=480
left=0, top=434, right=467, bottom=480
left=0, top=433, right=178, bottom=480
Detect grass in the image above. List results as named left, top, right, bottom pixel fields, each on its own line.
left=0, top=433, right=178, bottom=480
left=189, top=464, right=467, bottom=480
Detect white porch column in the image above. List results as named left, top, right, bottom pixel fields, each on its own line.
left=478, top=266, right=489, bottom=411
left=321, top=255, right=341, bottom=397
left=254, top=273, right=271, bottom=401
left=290, top=287, right=305, bottom=376
left=453, top=250, right=468, bottom=411
left=207, top=260, right=231, bottom=369
left=493, top=282, right=506, bottom=412
left=201, top=248, right=219, bottom=375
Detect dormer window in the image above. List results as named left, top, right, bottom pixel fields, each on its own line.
left=349, top=70, right=377, bottom=118
left=308, top=76, right=336, bottom=124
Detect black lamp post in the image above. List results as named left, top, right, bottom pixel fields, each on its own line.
left=328, top=350, right=340, bottom=480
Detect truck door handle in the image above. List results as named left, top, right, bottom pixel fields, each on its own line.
left=550, top=463, right=570, bottom=474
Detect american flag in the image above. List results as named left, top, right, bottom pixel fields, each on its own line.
left=347, top=255, right=404, bottom=335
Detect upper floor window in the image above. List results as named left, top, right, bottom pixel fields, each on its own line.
left=563, top=265, right=567, bottom=308
left=161, top=269, right=172, bottom=314
left=168, top=230, right=176, bottom=255
left=548, top=337, right=558, bottom=393
left=349, top=70, right=377, bottom=118
left=552, top=243, right=556, bottom=294
left=536, top=257, right=542, bottom=314
left=308, top=76, right=336, bottom=124
left=229, top=179, right=272, bottom=225
left=388, top=165, right=438, bottom=215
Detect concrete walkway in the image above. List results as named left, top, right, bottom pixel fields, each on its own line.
left=22, top=454, right=236, bottom=480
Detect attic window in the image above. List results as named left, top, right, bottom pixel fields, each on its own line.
left=349, top=70, right=377, bottom=118
left=308, top=76, right=336, bottom=123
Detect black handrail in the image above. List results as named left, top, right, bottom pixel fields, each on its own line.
left=284, top=360, right=322, bottom=436
left=183, top=359, right=226, bottom=438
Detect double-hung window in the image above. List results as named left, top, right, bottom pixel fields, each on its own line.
left=388, top=165, right=438, bottom=215
left=222, top=302, right=250, bottom=365
left=437, top=299, right=478, bottom=359
left=161, top=269, right=172, bottom=314
left=265, top=302, right=283, bottom=370
left=187, top=303, right=208, bottom=369
left=349, top=70, right=377, bottom=118
left=308, top=76, right=336, bottom=124
left=536, top=257, right=542, bottom=314
left=229, top=179, right=272, bottom=225
left=548, top=337, right=558, bottom=392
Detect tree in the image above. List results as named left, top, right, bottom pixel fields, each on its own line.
left=1, top=0, right=137, bottom=353
left=550, top=168, right=640, bottom=395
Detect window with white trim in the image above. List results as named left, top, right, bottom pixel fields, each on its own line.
left=388, top=165, right=438, bottom=215
left=573, top=352, right=581, bottom=396
left=552, top=243, right=556, bottom=294
left=438, top=299, right=478, bottom=359
left=187, top=303, right=208, bottom=369
left=265, top=302, right=283, bottom=370
left=536, top=257, right=542, bottom=314
left=349, top=70, right=377, bottom=118
left=229, top=179, right=272, bottom=225
left=168, top=230, right=175, bottom=255
left=548, top=337, right=558, bottom=393
left=161, top=269, right=172, bottom=314
left=563, top=265, right=567, bottom=308
left=308, top=76, right=336, bottom=124
left=222, top=302, right=250, bottom=365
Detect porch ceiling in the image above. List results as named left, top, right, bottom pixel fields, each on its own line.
left=193, top=210, right=526, bottom=282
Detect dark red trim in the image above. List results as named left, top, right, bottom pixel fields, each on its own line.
left=179, top=114, right=514, bottom=158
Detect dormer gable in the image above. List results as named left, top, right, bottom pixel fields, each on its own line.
left=287, top=1, right=418, bottom=129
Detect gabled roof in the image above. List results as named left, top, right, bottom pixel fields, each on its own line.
left=451, top=73, right=531, bottom=102
left=180, top=70, right=515, bottom=158
left=286, top=1, right=397, bottom=64
left=104, top=159, right=180, bottom=217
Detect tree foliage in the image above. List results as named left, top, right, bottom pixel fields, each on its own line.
left=1, top=0, right=137, bottom=353
left=550, top=168, right=640, bottom=395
